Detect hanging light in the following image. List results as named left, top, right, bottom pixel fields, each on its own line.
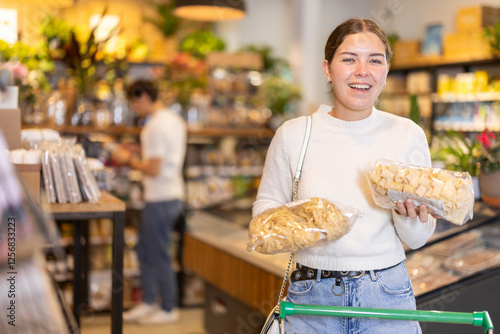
left=173, top=0, right=246, bottom=22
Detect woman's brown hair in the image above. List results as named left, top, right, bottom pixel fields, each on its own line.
left=324, top=18, right=393, bottom=64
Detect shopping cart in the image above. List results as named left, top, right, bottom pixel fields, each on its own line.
left=277, top=301, right=494, bottom=333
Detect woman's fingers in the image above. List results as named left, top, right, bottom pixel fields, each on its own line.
left=405, top=199, right=417, bottom=219
left=396, top=200, right=407, bottom=216
left=418, top=204, right=428, bottom=222
left=397, top=200, right=429, bottom=222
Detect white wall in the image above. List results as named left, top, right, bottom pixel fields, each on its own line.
left=214, top=0, right=291, bottom=57
left=216, top=0, right=500, bottom=111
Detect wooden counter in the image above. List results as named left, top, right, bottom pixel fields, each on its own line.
left=42, top=191, right=125, bottom=215
left=183, top=211, right=289, bottom=315
left=184, top=203, right=500, bottom=319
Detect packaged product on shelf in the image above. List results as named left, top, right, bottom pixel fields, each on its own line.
left=40, top=142, right=101, bottom=204
left=247, top=197, right=362, bottom=254
left=444, top=247, right=500, bottom=275
left=72, top=144, right=101, bottom=203
left=425, top=230, right=483, bottom=257
left=411, top=269, right=461, bottom=296
left=405, top=252, right=442, bottom=281
left=59, top=144, right=82, bottom=204
left=47, top=145, right=69, bottom=204
left=367, top=159, right=475, bottom=225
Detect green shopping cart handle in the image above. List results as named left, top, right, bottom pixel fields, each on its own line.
left=279, top=301, right=494, bottom=334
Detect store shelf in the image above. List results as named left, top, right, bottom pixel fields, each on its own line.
left=23, top=124, right=274, bottom=139
left=188, top=127, right=274, bottom=138
left=431, top=92, right=500, bottom=103
left=391, top=56, right=500, bottom=72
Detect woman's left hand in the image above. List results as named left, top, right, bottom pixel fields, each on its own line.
left=396, top=199, right=441, bottom=222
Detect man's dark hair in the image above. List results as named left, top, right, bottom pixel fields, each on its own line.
left=126, top=79, right=159, bottom=102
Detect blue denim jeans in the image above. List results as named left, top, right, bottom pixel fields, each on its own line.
left=136, top=200, right=183, bottom=311
left=285, top=262, right=421, bottom=334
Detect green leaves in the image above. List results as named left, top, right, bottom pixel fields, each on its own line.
left=484, top=21, right=500, bottom=53
left=438, top=131, right=482, bottom=176
left=262, top=75, right=301, bottom=115
left=145, top=0, right=182, bottom=37
left=179, top=31, right=226, bottom=59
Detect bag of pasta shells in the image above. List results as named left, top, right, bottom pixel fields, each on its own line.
left=247, top=197, right=361, bottom=254
left=367, top=159, right=474, bottom=225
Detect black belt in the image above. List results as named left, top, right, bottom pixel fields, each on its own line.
left=290, top=262, right=401, bottom=283
left=291, top=263, right=400, bottom=296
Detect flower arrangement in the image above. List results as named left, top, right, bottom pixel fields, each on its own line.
left=476, top=129, right=500, bottom=174
left=0, top=41, right=54, bottom=107
left=153, top=31, right=225, bottom=107
left=39, top=10, right=121, bottom=96
left=163, top=52, right=207, bottom=107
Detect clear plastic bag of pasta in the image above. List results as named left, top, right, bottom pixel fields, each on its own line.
left=247, top=197, right=362, bottom=254
left=367, top=159, right=474, bottom=226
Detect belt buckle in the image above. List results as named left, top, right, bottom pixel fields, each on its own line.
left=351, top=270, right=365, bottom=279
left=340, top=270, right=365, bottom=279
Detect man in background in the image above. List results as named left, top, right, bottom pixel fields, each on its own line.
left=114, top=79, right=187, bottom=325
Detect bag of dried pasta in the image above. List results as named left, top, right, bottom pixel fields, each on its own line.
left=247, top=197, right=361, bottom=254
left=366, top=159, right=474, bottom=225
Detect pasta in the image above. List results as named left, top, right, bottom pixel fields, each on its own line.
left=367, top=159, right=474, bottom=225
left=247, top=197, right=358, bottom=254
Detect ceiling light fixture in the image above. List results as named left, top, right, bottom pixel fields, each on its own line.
left=173, top=0, right=246, bottom=22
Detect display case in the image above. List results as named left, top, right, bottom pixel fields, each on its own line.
left=409, top=204, right=500, bottom=334
left=183, top=201, right=500, bottom=334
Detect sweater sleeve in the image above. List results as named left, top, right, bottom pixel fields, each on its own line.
left=252, top=125, right=293, bottom=217
left=392, top=124, right=436, bottom=249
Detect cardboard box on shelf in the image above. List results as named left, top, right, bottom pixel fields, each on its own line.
left=392, top=40, right=421, bottom=67
left=456, top=5, right=500, bottom=33
left=0, top=108, right=21, bottom=150
left=443, top=31, right=491, bottom=61
left=15, top=163, right=41, bottom=204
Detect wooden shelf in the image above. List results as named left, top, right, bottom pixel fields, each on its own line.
left=391, top=56, right=500, bottom=72
left=24, top=124, right=275, bottom=139
left=188, top=127, right=274, bottom=138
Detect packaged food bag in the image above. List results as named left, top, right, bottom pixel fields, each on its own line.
left=247, top=197, right=362, bottom=254
left=367, top=159, right=474, bottom=225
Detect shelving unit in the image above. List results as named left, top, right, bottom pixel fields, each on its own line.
left=28, top=124, right=274, bottom=139
left=385, top=56, right=500, bottom=137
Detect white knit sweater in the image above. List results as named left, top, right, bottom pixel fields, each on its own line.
left=253, top=105, right=436, bottom=271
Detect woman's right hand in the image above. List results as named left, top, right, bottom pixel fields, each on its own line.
left=395, top=199, right=441, bottom=223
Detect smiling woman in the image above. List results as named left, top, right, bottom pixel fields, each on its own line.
left=253, top=17, right=436, bottom=334
left=321, top=19, right=391, bottom=121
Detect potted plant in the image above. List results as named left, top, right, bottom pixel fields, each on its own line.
left=476, top=129, right=500, bottom=207
left=484, top=21, right=500, bottom=56
left=431, top=131, right=482, bottom=199
left=239, top=44, right=301, bottom=128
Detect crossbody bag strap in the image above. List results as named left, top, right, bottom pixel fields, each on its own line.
left=276, top=115, right=312, bottom=312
